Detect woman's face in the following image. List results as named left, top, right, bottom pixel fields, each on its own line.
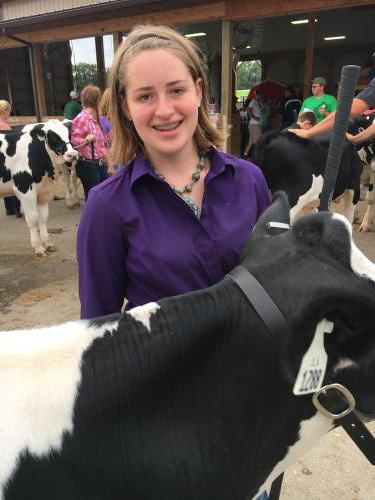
left=123, top=48, right=202, bottom=161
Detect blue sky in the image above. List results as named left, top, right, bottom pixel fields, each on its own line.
left=70, top=35, right=115, bottom=67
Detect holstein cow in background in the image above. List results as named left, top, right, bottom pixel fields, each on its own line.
left=349, top=112, right=375, bottom=232
left=20, top=119, right=82, bottom=210
left=1, top=193, right=375, bottom=500
left=0, top=120, right=78, bottom=255
left=252, top=130, right=362, bottom=223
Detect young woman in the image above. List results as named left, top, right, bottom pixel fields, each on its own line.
left=0, top=100, right=21, bottom=217
left=70, top=85, right=112, bottom=200
left=77, top=24, right=270, bottom=320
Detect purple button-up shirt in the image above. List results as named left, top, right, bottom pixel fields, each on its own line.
left=77, top=148, right=270, bottom=319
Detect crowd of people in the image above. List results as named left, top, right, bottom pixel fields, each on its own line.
left=241, top=66, right=375, bottom=156
left=2, top=29, right=375, bottom=319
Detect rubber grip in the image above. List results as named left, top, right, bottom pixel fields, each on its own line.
left=319, top=65, right=361, bottom=211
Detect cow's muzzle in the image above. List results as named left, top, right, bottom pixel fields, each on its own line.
left=64, top=149, right=79, bottom=162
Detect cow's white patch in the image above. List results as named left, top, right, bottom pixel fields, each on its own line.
left=127, top=302, right=160, bottom=332
left=333, top=213, right=375, bottom=281
left=290, top=174, right=323, bottom=222
left=253, top=412, right=333, bottom=499
left=334, top=357, right=356, bottom=372
left=0, top=319, right=118, bottom=498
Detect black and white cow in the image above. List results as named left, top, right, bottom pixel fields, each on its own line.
left=19, top=119, right=82, bottom=210
left=349, top=112, right=375, bottom=232
left=1, top=193, right=375, bottom=500
left=0, top=120, right=78, bottom=255
left=252, top=130, right=363, bottom=223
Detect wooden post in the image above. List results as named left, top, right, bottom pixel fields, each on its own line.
left=31, top=44, right=47, bottom=119
left=4, top=53, right=13, bottom=107
left=261, top=59, right=268, bottom=81
left=95, top=36, right=106, bottom=90
left=221, top=20, right=233, bottom=153
left=303, top=15, right=316, bottom=100
left=112, top=32, right=122, bottom=55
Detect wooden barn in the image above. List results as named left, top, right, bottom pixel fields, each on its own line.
left=0, top=0, right=374, bottom=152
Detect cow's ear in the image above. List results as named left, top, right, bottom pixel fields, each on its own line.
left=37, top=131, right=46, bottom=142
left=252, top=191, right=290, bottom=237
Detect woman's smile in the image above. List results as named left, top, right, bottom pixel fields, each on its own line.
left=124, top=48, right=202, bottom=161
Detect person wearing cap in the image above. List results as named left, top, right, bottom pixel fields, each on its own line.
left=63, top=90, right=82, bottom=120
left=289, top=77, right=375, bottom=140
left=300, top=77, right=337, bottom=123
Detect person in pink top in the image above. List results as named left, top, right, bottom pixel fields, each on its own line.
left=71, top=85, right=113, bottom=200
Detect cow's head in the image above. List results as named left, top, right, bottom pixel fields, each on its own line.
left=38, top=120, right=78, bottom=163
left=241, top=193, right=375, bottom=400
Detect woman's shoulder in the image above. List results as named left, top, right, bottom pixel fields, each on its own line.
left=211, top=149, right=262, bottom=173
left=72, top=109, right=90, bottom=123
left=0, top=120, right=11, bottom=131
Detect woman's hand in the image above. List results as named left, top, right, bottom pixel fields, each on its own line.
left=346, top=133, right=358, bottom=144
left=85, top=134, right=96, bottom=143
left=288, top=128, right=312, bottom=139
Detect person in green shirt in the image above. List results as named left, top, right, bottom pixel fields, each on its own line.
left=63, top=90, right=82, bottom=120
left=301, top=76, right=337, bottom=123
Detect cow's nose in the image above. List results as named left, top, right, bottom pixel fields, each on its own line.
left=65, top=150, right=78, bottom=160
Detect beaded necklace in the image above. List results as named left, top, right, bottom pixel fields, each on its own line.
left=153, top=155, right=206, bottom=217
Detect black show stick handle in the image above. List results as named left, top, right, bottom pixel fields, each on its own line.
left=319, top=65, right=360, bottom=211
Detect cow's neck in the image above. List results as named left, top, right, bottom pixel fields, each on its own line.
left=0, top=280, right=325, bottom=499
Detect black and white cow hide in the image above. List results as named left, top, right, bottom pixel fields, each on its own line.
left=1, top=193, right=375, bottom=500
left=0, top=120, right=78, bottom=255
left=349, top=113, right=375, bottom=232
left=251, top=130, right=363, bottom=223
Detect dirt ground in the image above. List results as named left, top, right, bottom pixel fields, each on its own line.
left=0, top=194, right=374, bottom=499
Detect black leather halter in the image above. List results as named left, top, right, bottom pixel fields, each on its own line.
left=226, top=264, right=375, bottom=498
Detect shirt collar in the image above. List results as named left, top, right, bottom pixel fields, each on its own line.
left=130, top=151, right=158, bottom=189
left=129, top=147, right=237, bottom=189
left=208, top=148, right=236, bottom=176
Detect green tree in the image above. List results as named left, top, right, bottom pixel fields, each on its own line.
left=72, top=63, right=98, bottom=91
left=236, top=60, right=262, bottom=91
left=72, top=63, right=111, bottom=91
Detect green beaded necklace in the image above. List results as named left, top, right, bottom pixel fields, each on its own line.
left=153, top=155, right=206, bottom=217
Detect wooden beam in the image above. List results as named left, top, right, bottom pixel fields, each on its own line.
left=31, top=44, right=47, bottom=118
left=221, top=20, right=233, bottom=153
left=303, top=15, right=316, bottom=100
left=4, top=54, right=13, bottom=106
left=0, top=3, right=225, bottom=49
left=226, top=0, right=375, bottom=20
left=240, top=42, right=373, bottom=63
left=95, top=36, right=106, bottom=90
left=112, top=32, right=122, bottom=54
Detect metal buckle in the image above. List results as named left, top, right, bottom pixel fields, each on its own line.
left=312, top=383, right=356, bottom=420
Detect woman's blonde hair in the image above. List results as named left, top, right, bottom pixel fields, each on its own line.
left=108, top=24, right=222, bottom=165
left=99, top=88, right=111, bottom=118
left=0, top=100, right=11, bottom=115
